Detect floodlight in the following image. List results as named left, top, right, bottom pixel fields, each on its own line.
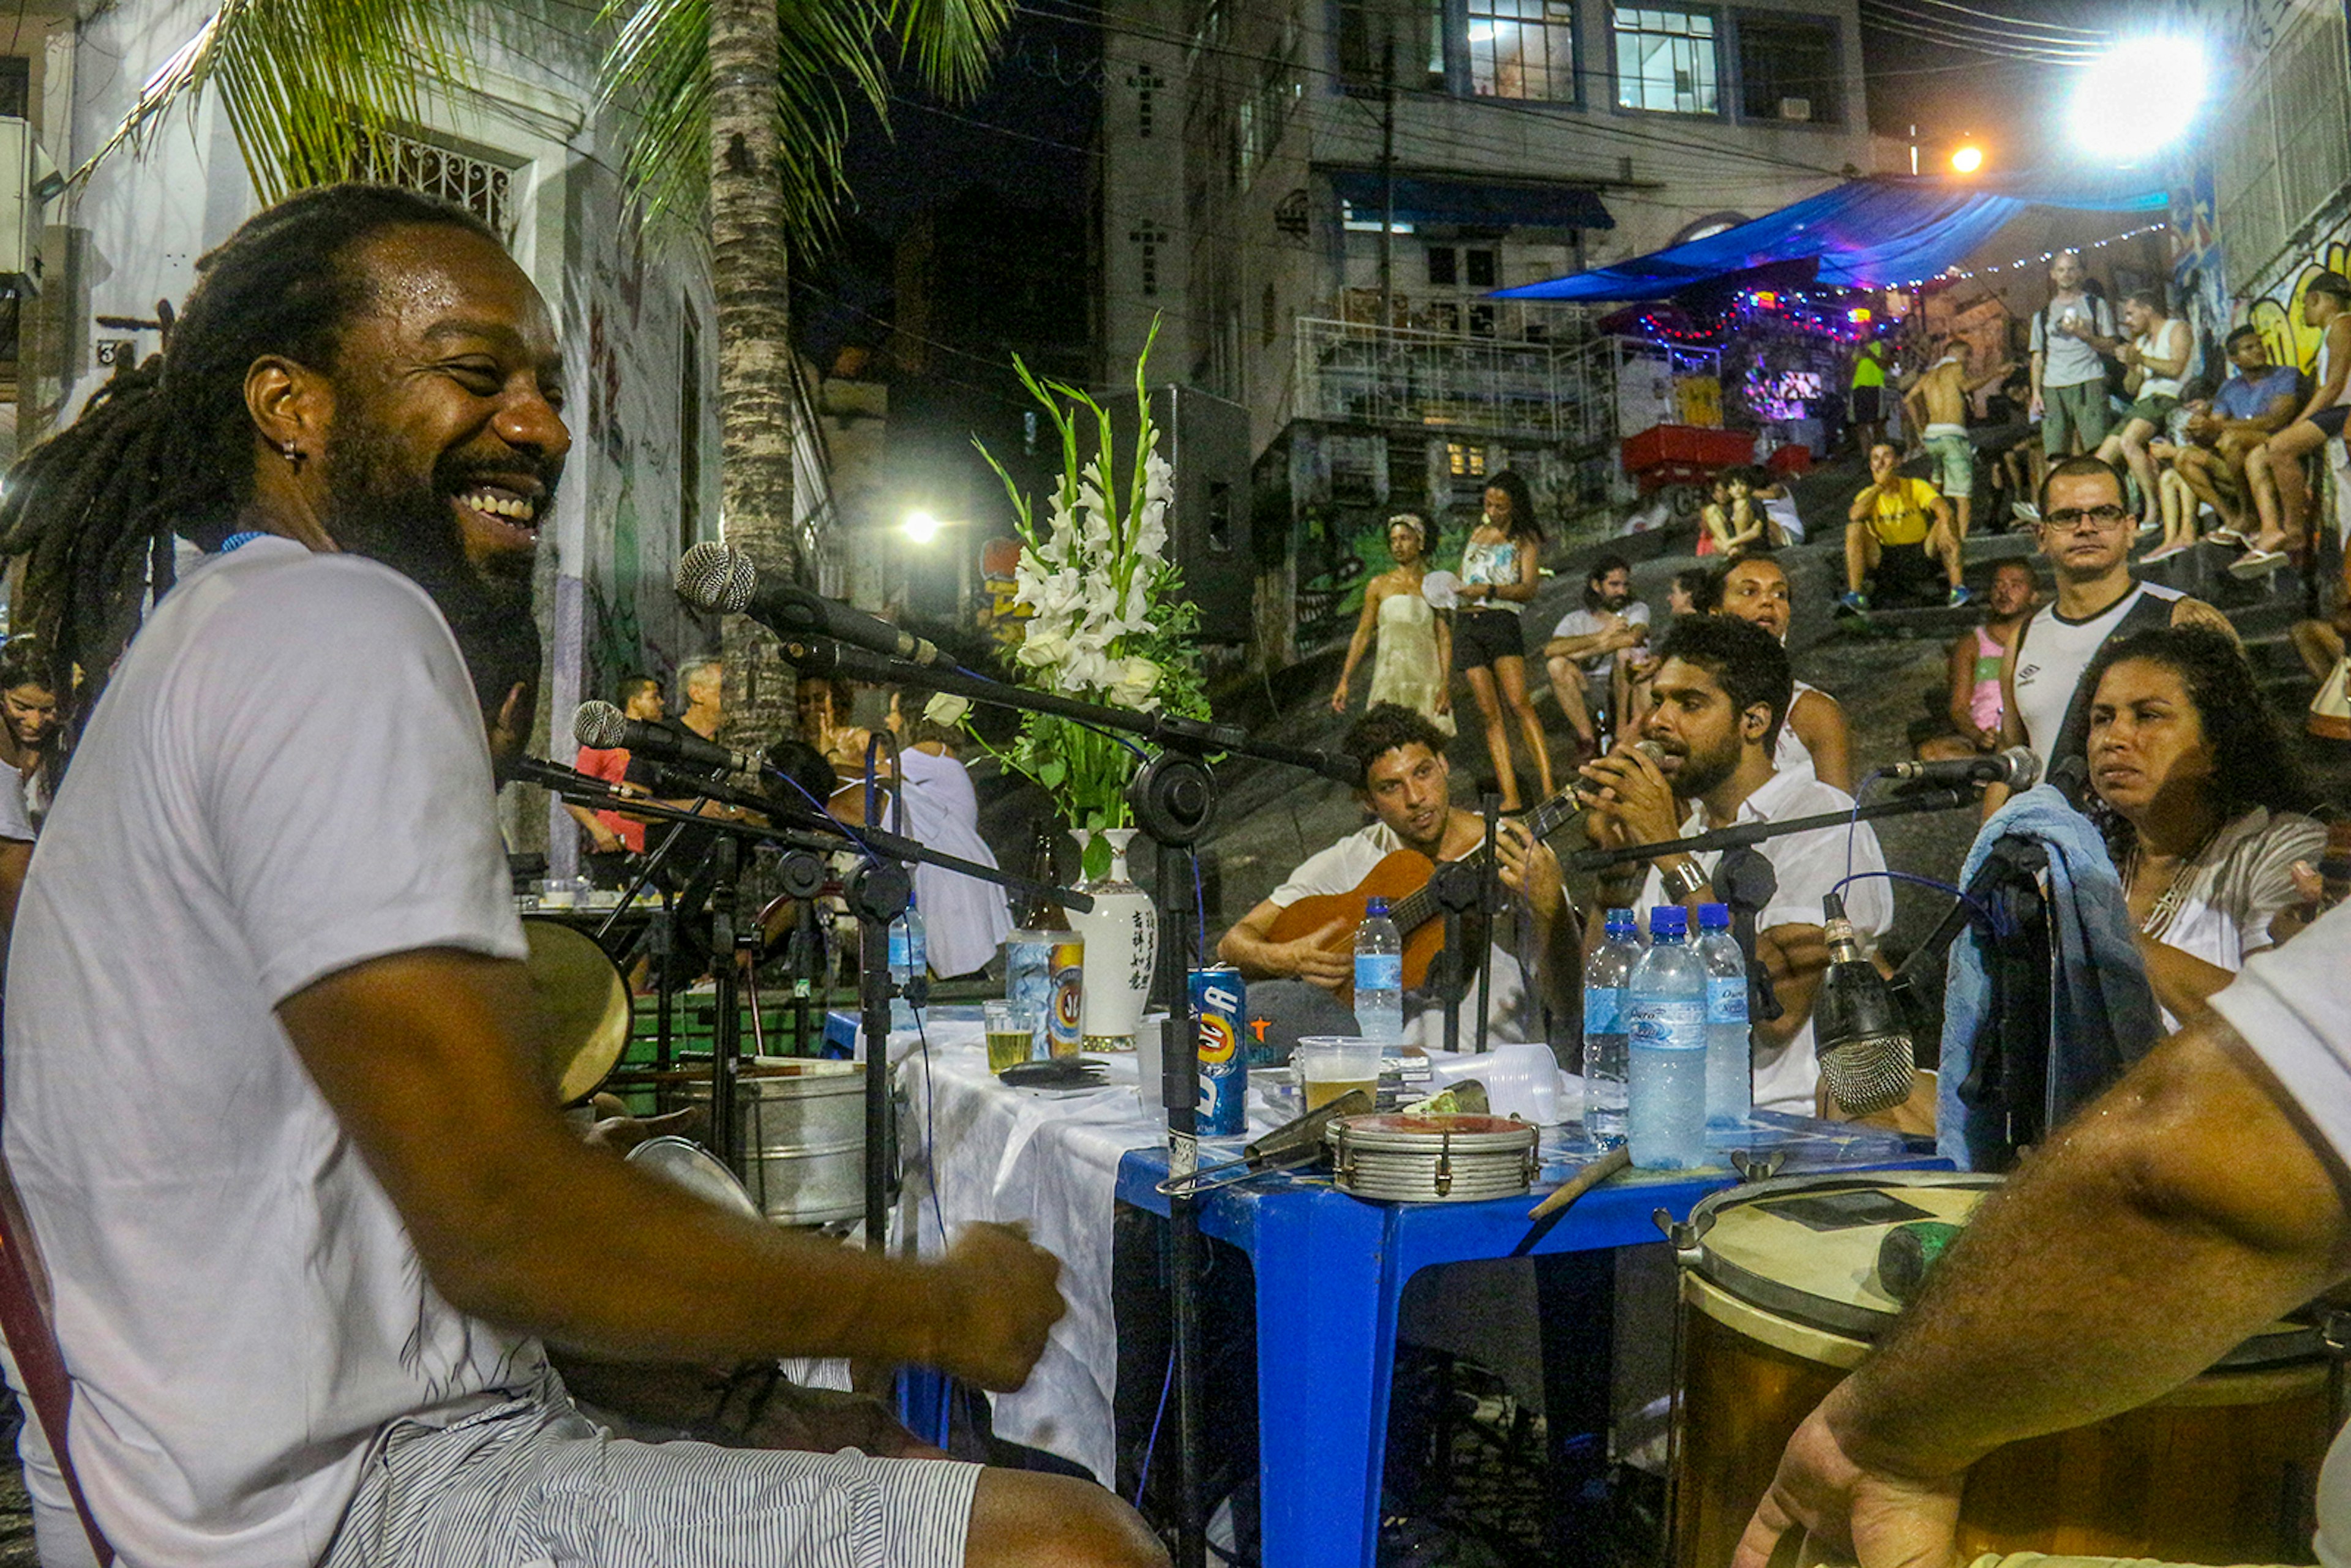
left=2069, top=37, right=2208, bottom=161
left=904, top=509, right=942, bottom=544
left=1950, top=145, right=1984, bottom=174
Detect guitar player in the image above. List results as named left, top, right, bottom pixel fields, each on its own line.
left=1215, top=704, right=1582, bottom=1056
left=1576, top=616, right=1892, bottom=1113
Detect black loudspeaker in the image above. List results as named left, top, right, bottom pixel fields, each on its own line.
left=1099, top=384, right=1254, bottom=642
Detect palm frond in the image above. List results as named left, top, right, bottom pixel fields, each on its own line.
left=78, top=0, right=473, bottom=201
left=884, top=0, right=1014, bottom=103
left=599, top=0, right=897, bottom=245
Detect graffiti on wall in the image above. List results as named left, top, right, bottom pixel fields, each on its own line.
left=2241, top=238, right=2351, bottom=379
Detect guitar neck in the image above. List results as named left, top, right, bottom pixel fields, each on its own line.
left=1386, top=786, right=1584, bottom=937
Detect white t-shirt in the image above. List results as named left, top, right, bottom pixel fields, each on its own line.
left=4, top=536, right=541, bottom=1566
left=2142, top=806, right=2327, bottom=1032
left=1635, top=767, right=1892, bottom=1112
left=2207, top=903, right=2351, bottom=1566
left=889, top=746, right=1011, bottom=980
left=1548, top=601, right=1652, bottom=684
left=2011, top=582, right=2184, bottom=762
left=0, top=768, right=31, bottom=842
left=1269, top=821, right=1534, bottom=1049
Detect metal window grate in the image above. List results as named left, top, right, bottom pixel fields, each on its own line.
left=348, top=128, right=517, bottom=242
left=2213, top=3, right=2350, bottom=288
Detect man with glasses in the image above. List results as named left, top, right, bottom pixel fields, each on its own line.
left=1989, top=457, right=2233, bottom=809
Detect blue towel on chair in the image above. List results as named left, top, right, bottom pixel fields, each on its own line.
left=1938, top=784, right=2161, bottom=1170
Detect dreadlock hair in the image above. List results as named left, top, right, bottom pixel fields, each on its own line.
left=0, top=183, right=500, bottom=753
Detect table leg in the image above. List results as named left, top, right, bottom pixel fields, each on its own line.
left=1251, top=1194, right=1392, bottom=1568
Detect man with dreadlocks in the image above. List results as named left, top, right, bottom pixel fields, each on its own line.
left=0, top=186, right=1162, bottom=1568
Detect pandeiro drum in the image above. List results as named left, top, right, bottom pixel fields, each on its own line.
left=522, top=915, right=632, bottom=1106
left=1670, top=1171, right=2331, bottom=1564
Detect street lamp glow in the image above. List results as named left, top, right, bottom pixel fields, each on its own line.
left=1949, top=144, right=1983, bottom=175
left=903, top=509, right=942, bottom=544
left=2069, top=36, right=2208, bottom=161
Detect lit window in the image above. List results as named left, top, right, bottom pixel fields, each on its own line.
left=1447, top=441, right=1488, bottom=478
left=1469, top=0, right=1578, bottom=100
left=1341, top=201, right=1415, bottom=233
left=1613, top=6, right=1720, bottom=114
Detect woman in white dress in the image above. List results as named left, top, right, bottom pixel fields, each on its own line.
left=1331, top=513, right=1453, bottom=735
left=2076, top=625, right=2325, bottom=1031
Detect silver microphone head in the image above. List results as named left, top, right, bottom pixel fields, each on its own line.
left=675, top=540, right=756, bottom=614
left=1819, top=1033, right=1918, bottom=1116
left=572, top=699, right=627, bottom=750
left=1998, top=746, right=2042, bottom=792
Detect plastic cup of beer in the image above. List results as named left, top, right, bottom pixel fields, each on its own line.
left=1294, top=1037, right=1382, bottom=1112
left=984, top=999, right=1037, bottom=1075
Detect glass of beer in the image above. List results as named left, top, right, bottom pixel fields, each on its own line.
left=1294, top=1038, right=1382, bottom=1112
left=984, top=999, right=1037, bottom=1075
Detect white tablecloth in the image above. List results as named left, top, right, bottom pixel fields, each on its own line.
left=880, top=1014, right=1579, bottom=1484
left=892, top=1018, right=1286, bottom=1484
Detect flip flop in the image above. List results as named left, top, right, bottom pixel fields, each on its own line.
left=2204, top=527, right=2248, bottom=549
left=2229, top=548, right=2289, bottom=579
left=2140, top=541, right=2191, bottom=563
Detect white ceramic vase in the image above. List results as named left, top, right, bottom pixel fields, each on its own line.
left=1067, top=827, right=1157, bottom=1050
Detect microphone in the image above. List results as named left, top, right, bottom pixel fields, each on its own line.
left=572, top=700, right=761, bottom=776
left=1881, top=747, right=2040, bottom=792
left=1810, top=890, right=1916, bottom=1116
left=677, top=541, right=951, bottom=669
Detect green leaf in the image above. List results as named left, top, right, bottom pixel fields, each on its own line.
left=1035, top=756, right=1067, bottom=790
left=1081, top=830, right=1112, bottom=881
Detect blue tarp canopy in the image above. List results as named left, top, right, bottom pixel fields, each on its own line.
left=1494, top=173, right=2169, bottom=303
left=1325, top=168, right=1614, bottom=231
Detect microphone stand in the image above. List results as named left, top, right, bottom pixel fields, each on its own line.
left=784, top=641, right=1356, bottom=1568
left=1561, top=782, right=1978, bottom=875
left=517, top=758, right=1094, bottom=1255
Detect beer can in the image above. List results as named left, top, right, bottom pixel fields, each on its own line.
left=1047, top=938, right=1086, bottom=1059
left=1191, top=964, right=1247, bottom=1138
left=1004, top=930, right=1057, bottom=1060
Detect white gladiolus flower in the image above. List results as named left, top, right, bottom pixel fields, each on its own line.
left=1109, top=657, right=1161, bottom=710
left=1017, top=624, right=1070, bottom=669
left=923, top=693, right=972, bottom=727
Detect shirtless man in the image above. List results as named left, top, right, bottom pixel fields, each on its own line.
left=1903, top=336, right=2009, bottom=539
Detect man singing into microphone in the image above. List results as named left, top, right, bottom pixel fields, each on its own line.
left=0, top=186, right=1160, bottom=1568
left=1579, top=617, right=1892, bottom=1113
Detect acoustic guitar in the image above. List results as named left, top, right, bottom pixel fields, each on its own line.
left=1262, top=782, right=1590, bottom=1007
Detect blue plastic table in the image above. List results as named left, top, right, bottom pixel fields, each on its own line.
left=1113, top=1117, right=1943, bottom=1568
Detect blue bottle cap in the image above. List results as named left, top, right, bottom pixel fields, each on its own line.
left=1649, top=904, right=1688, bottom=939
left=1698, top=902, right=1731, bottom=930
left=1367, top=896, right=1390, bottom=917
left=1605, top=906, right=1638, bottom=936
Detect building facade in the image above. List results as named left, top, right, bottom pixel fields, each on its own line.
left=1098, top=0, right=1884, bottom=658
left=10, top=0, right=844, bottom=874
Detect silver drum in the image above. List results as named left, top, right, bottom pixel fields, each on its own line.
left=686, top=1062, right=868, bottom=1226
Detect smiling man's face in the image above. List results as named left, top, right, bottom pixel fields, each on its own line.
left=313, top=224, right=569, bottom=609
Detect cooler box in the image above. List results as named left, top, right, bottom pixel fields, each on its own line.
left=1767, top=443, right=1813, bottom=476
left=1621, top=423, right=1755, bottom=475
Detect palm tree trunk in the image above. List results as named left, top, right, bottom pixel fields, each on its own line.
left=707, top=0, right=796, bottom=746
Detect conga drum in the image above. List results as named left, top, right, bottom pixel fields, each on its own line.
left=1671, top=1171, right=2333, bottom=1566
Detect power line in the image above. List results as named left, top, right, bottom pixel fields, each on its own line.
left=1858, top=4, right=2102, bottom=61
left=1891, top=0, right=2110, bottom=40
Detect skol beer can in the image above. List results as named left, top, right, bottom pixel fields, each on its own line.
left=1046, top=938, right=1086, bottom=1059
left=1191, top=964, right=1247, bottom=1137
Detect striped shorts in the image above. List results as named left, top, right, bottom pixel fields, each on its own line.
left=323, top=1379, right=981, bottom=1568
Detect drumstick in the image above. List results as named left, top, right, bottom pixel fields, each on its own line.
left=1508, top=1145, right=1632, bottom=1257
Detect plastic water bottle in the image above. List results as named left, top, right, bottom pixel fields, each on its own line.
left=888, top=906, right=928, bottom=1033
left=1697, top=904, right=1753, bottom=1128
left=1627, top=904, right=1707, bottom=1170
left=1581, top=908, right=1640, bottom=1145
left=1354, top=896, right=1404, bottom=1045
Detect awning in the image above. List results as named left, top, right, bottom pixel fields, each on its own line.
left=1494, top=172, right=2169, bottom=302
left=1325, top=169, right=1614, bottom=231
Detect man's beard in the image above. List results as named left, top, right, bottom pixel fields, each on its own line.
left=323, top=424, right=544, bottom=666
left=1666, top=732, right=1741, bottom=803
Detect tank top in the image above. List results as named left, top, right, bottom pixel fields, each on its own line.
left=1460, top=538, right=1524, bottom=615
left=2134, top=319, right=2189, bottom=401
left=1970, top=625, right=2005, bottom=733
left=1774, top=678, right=1821, bottom=783
left=2010, top=582, right=2184, bottom=760
left=2322, top=329, right=2351, bottom=409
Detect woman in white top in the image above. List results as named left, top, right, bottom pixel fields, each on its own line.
left=1452, top=470, right=1553, bottom=811
left=2091, top=290, right=2194, bottom=539
left=1331, top=512, right=1453, bottom=735
left=2077, top=625, right=2326, bottom=1032
left=1708, top=556, right=1854, bottom=791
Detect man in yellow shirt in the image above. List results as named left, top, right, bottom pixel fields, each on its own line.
left=1841, top=440, right=1970, bottom=614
